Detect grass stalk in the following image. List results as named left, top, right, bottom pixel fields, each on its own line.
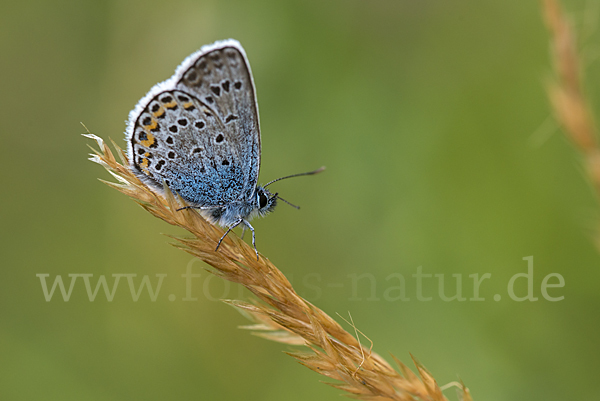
left=85, top=133, right=471, bottom=401
left=543, top=0, right=600, bottom=245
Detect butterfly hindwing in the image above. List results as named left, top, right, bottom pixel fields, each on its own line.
left=126, top=40, right=261, bottom=207
left=129, top=88, right=247, bottom=206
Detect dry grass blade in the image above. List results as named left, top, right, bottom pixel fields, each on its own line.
left=84, top=132, right=470, bottom=400
left=543, top=0, right=600, bottom=245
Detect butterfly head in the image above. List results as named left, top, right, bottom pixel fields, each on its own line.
left=254, top=186, right=278, bottom=217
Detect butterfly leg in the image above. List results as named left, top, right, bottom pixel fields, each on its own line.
left=243, top=220, right=258, bottom=260
left=240, top=225, right=247, bottom=240
left=215, top=218, right=243, bottom=251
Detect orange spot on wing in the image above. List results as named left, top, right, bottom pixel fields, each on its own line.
left=144, top=119, right=158, bottom=131
left=164, top=100, right=177, bottom=109
left=183, top=102, right=194, bottom=109
left=153, top=107, right=165, bottom=118
left=139, top=158, right=151, bottom=176
left=140, top=132, right=155, bottom=148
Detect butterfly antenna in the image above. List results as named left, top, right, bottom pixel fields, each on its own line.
left=264, top=166, right=325, bottom=188
left=275, top=194, right=300, bottom=209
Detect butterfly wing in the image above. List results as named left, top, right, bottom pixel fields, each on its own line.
left=126, top=39, right=261, bottom=207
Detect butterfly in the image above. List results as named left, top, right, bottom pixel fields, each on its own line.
left=125, top=39, right=323, bottom=259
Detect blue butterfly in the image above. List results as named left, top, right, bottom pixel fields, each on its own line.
left=125, top=39, right=323, bottom=258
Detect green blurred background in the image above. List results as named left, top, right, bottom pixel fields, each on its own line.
left=2, top=0, right=600, bottom=400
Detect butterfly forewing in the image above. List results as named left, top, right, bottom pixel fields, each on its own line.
left=127, top=40, right=261, bottom=207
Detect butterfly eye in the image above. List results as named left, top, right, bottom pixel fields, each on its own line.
left=259, top=192, right=268, bottom=209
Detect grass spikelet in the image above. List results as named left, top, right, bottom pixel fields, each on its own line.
left=85, top=132, right=470, bottom=400
left=542, top=0, right=600, bottom=245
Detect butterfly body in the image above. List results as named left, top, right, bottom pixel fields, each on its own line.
left=202, top=185, right=277, bottom=227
